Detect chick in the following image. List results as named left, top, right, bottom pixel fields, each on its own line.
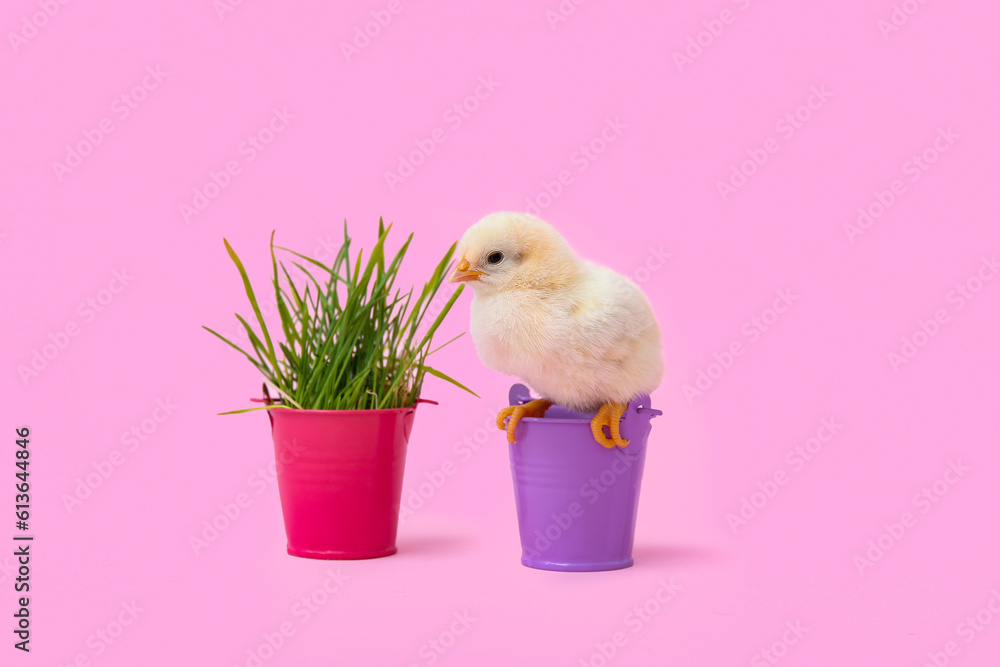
left=449, top=212, right=663, bottom=448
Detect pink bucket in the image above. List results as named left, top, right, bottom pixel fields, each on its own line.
left=266, top=402, right=424, bottom=559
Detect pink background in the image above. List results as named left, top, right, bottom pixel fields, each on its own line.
left=3, top=0, right=1000, bottom=665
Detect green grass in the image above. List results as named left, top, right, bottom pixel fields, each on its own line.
left=204, top=219, right=477, bottom=413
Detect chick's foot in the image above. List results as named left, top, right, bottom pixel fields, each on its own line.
left=497, top=399, right=553, bottom=444
left=591, top=402, right=630, bottom=449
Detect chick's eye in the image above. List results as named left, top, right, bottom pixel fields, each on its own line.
left=486, top=251, right=504, bottom=264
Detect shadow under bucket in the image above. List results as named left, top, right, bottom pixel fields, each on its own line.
left=267, top=403, right=419, bottom=560
left=506, top=384, right=661, bottom=572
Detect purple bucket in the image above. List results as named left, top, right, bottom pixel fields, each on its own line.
left=506, top=384, right=661, bottom=572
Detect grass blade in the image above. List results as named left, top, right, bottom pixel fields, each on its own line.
left=422, top=364, right=479, bottom=398
left=224, top=238, right=278, bottom=372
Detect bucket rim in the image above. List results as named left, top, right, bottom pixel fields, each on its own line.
left=264, top=405, right=419, bottom=416
left=253, top=394, right=435, bottom=416
left=507, top=384, right=661, bottom=424
left=513, top=406, right=661, bottom=425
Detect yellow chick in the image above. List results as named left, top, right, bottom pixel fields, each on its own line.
left=449, top=212, right=663, bottom=448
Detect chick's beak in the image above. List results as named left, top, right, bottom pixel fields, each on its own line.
left=448, top=255, right=484, bottom=283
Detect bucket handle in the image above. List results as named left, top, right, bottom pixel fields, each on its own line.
left=250, top=383, right=279, bottom=427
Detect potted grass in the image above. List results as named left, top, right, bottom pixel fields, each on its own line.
left=204, top=219, right=475, bottom=559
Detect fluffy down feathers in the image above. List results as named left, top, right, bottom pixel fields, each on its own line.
left=452, top=212, right=663, bottom=413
